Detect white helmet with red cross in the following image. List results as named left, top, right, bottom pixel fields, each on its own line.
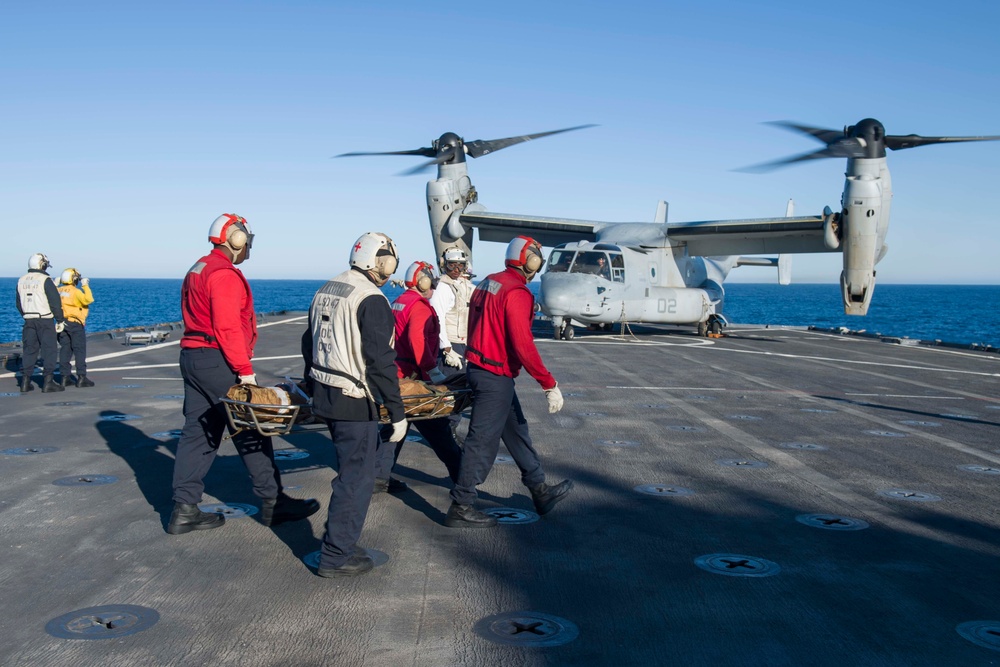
left=350, top=232, right=399, bottom=281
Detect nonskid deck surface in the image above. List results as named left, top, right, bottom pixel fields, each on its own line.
left=1, top=313, right=998, bottom=666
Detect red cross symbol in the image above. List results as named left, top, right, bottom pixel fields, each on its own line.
left=354, top=242, right=362, bottom=252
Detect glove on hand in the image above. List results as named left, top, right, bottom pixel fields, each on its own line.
left=80, top=277, right=89, bottom=287
left=545, top=383, right=564, bottom=414
left=55, top=321, right=65, bottom=334
left=389, top=419, right=408, bottom=443
left=443, top=348, right=463, bottom=369
left=238, top=374, right=258, bottom=386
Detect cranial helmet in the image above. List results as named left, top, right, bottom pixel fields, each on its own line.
left=504, top=236, right=545, bottom=274
left=60, top=268, right=80, bottom=285
left=441, top=246, right=468, bottom=265
left=350, top=232, right=399, bottom=280
left=28, top=253, right=50, bottom=271
left=208, top=214, right=254, bottom=254
left=404, top=261, right=436, bottom=292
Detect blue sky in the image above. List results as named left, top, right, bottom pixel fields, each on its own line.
left=2, top=1, right=998, bottom=284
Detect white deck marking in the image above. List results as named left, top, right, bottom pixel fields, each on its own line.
left=0, top=315, right=307, bottom=378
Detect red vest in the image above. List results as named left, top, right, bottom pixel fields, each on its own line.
left=466, top=268, right=533, bottom=378
left=392, top=289, right=438, bottom=380
left=180, top=249, right=257, bottom=371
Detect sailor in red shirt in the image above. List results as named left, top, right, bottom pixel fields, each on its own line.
left=444, top=236, right=573, bottom=528
left=168, top=214, right=319, bottom=536
left=375, top=261, right=463, bottom=492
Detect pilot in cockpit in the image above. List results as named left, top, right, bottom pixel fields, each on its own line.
left=594, top=256, right=611, bottom=280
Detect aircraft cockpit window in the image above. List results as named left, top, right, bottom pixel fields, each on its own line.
left=570, top=251, right=613, bottom=280
left=547, top=250, right=573, bottom=273
left=610, top=253, right=625, bottom=283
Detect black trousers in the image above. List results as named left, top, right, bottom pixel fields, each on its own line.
left=374, top=417, right=462, bottom=483
left=320, top=419, right=378, bottom=569
left=21, top=318, right=58, bottom=378
left=172, top=347, right=282, bottom=505
left=58, top=321, right=88, bottom=376
left=450, top=367, right=545, bottom=506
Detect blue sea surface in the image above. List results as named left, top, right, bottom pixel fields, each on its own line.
left=1, top=278, right=998, bottom=348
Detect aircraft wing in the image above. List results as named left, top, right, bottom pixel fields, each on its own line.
left=458, top=211, right=602, bottom=247
left=665, top=215, right=833, bottom=256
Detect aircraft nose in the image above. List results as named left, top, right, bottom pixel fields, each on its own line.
left=539, top=276, right=578, bottom=316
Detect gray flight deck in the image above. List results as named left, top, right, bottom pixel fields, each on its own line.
left=1, top=313, right=999, bottom=666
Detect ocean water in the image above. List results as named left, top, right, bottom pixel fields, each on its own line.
left=1, top=278, right=998, bottom=348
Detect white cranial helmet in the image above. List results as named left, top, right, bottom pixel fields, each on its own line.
left=28, top=253, right=50, bottom=271
left=442, top=246, right=468, bottom=264
left=350, top=232, right=398, bottom=278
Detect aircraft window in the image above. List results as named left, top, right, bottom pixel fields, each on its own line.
left=570, top=251, right=612, bottom=280
left=610, top=253, right=625, bottom=283
left=547, top=249, right=574, bottom=273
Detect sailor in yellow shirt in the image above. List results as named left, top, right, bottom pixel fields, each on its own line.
left=56, top=268, right=96, bottom=387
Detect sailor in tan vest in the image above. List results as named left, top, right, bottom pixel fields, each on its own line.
left=429, top=246, right=474, bottom=378
left=303, top=232, right=407, bottom=578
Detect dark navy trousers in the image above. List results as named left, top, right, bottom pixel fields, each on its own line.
left=320, top=419, right=378, bottom=569
left=21, top=318, right=58, bottom=379
left=58, top=321, right=88, bottom=376
left=374, top=417, right=462, bottom=483
left=172, top=347, right=282, bottom=505
left=450, top=366, right=545, bottom=506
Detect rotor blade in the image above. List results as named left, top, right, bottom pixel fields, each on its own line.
left=464, top=124, right=597, bottom=158
left=398, top=146, right=457, bottom=176
left=738, top=139, right=867, bottom=173
left=767, top=121, right=844, bottom=146
left=335, top=147, right=436, bottom=158
left=885, top=134, right=1000, bottom=151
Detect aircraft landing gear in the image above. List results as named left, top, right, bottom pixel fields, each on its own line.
left=698, top=315, right=725, bottom=337
left=555, top=321, right=575, bottom=340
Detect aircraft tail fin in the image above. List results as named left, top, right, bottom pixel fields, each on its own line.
left=654, top=200, right=668, bottom=224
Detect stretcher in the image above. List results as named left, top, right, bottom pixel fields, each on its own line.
left=220, top=384, right=472, bottom=439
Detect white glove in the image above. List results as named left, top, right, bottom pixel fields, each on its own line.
left=545, top=383, right=564, bottom=414
left=389, top=419, right=408, bottom=443
left=443, top=348, right=463, bottom=369
left=427, top=367, right=447, bottom=384
left=55, top=321, right=65, bottom=333
left=238, top=374, right=258, bottom=386
left=80, top=277, right=89, bottom=287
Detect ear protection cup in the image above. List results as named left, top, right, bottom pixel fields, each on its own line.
left=376, top=253, right=398, bottom=279
left=416, top=272, right=432, bottom=292
left=524, top=249, right=543, bottom=273
left=228, top=226, right=247, bottom=251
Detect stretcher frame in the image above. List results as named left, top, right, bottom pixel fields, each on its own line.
left=220, top=387, right=472, bottom=439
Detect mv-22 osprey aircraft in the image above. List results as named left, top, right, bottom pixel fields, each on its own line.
left=340, top=120, right=998, bottom=339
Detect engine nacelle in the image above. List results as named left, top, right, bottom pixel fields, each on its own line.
left=839, top=158, right=891, bottom=316
left=426, top=163, right=475, bottom=265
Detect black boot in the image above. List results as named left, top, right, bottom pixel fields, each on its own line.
left=317, top=553, right=375, bottom=578
left=19, top=376, right=34, bottom=393
left=444, top=502, right=497, bottom=528
left=167, top=503, right=225, bottom=535
left=42, top=375, right=65, bottom=393
left=77, top=375, right=95, bottom=388
left=529, top=479, right=574, bottom=515
left=56, top=374, right=67, bottom=387
left=260, top=493, right=320, bottom=527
